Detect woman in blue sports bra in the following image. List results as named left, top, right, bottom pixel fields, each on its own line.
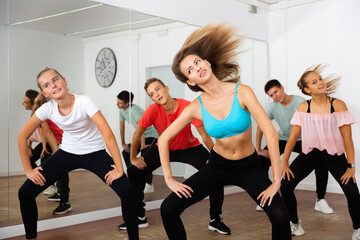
left=157, top=23, right=291, bottom=240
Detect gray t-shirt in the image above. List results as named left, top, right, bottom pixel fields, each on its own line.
left=266, top=95, right=305, bottom=141
left=119, top=104, right=159, bottom=139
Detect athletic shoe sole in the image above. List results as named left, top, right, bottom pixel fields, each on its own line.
left=53, top=207, right=72, bottom=215
left=208, top=225, right=230, bottom=235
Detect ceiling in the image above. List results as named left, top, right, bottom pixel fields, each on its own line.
left=0, top=0, right=174, bottom=38
left=0, top=0, right=322, bottom=38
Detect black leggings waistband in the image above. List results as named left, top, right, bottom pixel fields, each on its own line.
left=209, top=148, right=259, bottom=169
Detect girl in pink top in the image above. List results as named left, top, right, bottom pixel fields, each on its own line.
left=280, top=64, right=360, bottom=239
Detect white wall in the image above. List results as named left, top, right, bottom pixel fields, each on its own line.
left=3, top=27, right=84, bottom=175
left=95, top=0, right=269, bottom=41
left=0, top=25, right=9, bottom=176
left=268, top=0, right=360, bottom=192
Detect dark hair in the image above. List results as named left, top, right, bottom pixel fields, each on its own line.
left=117, top=91, right=134, bottom=103
left=264, top=79, right=281, bottom=94
left=25, top=89, right=39, bottom=105
left=172, top=23, right=242, bottom=92
left=36, top=68, right=63, bottom=90
left=144, top=78, right=166, bottom=92
left=297, top=64, right=340, bottom=96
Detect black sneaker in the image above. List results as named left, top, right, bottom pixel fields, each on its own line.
left=208, top=218, right=231, bottom=235
left=118, top=216, right=149, bottom=230
left=47, top=193, right=60, bottom=202
left=53, top=202, right=72, bottom=215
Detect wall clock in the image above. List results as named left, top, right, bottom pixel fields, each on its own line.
left=95, top=47, right=117, bottom=88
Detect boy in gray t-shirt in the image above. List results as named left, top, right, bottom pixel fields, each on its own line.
left=117, top=91, right=159, bottom=193
left=256, top=79, right=333, bottom=214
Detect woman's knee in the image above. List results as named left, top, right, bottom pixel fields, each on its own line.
left=18, top=183, right=35, bottom=201
left=161, top=197, right=182, bottom=220
left=280, top=179, right=296, bottom=195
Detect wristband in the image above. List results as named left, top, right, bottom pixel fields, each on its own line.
left=347, top=163, right=355, bottom=168
left=27, top=145, right=32, bottom=149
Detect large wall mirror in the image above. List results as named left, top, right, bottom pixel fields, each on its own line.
left=0, top=0, right=268, bottom=238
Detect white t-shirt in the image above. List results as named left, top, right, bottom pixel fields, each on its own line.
left=35, top=94, right=105, bottom=154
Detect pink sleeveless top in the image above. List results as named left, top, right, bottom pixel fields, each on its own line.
left=291, top=111, right=356, bottom=155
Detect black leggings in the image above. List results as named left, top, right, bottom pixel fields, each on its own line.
left=18, top=149, right=139, bottom=240
left=281, top=148, right=360, bottom=229
left=259, top=140, right=329, bottom=199
left=127, top=144, right=224, bottom=219
left=29, top=143, right=52, bottom=168
left=122, top=137, right=157, bottom=184
left=161, top=149, right=291, bottom=240
left=30, top=143, right=70, bottom=203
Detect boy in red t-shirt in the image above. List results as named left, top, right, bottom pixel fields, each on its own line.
left=117, top=78, right=230, bottom=235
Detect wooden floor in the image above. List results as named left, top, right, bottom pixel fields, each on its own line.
left=1, top=170, right=355, bottom=239
left=0, top=171, right=176, bottom=227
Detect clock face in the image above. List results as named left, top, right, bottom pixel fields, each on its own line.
left=95, top=47, right=117, bottom=88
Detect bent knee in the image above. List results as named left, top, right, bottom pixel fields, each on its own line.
left=18, top=184, right=35, bottom=201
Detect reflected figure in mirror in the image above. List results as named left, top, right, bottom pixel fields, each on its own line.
left=18, top=68, right=138, bottom=240
left=22, top=90, right=71, bottom=215
left=158, top=23, right=291, bottom=239
left=116, top=90, right=159, bottom=193
left=255, top=79, right=333, bottom=215
left=32, top=94, right=71, bottom=215
left=118, top=78, right=231, bottom=235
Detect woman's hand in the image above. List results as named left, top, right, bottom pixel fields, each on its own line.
left=28, top=147, right=33, bottom=157
left=122, top=144, right=130, bottom=153
left=258, top=149, right=270, bottom=158
left=165, top=177, right=193, bottom=198
left=26, top=167, right=46, bottom=186
left=131, top=156, right=147, bottom=170
left=257, top=180, right=281, bottom=207
left=104, top=165, right=124, bottom=185
left=281, top=161, right=295, bottom=181
left=40, top=148, right=49, bottom=159
left=340, top=167, right=356, bottom=185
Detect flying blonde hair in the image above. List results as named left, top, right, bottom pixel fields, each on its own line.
left=297, top=64, right=340, bottom=96
left=172, top=23, right=243, bottom=92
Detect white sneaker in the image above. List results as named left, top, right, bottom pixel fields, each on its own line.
left=314, top=199, right=334, bottom=214
left=144, top=183, right=154, bottom=194
left=290, top=220, right=305, bottom=236
left=43, top=185, right=57, bottom=195
left=353, top=228, right=360, bottom=240
left=256, top=205, right=263, bottom=211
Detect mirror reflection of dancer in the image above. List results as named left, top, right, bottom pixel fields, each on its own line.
left=22, top=90, right=71, bottom=214
left=116, top=90, right=159, bottom=193
left=18, top=68, right=138, bottom=240
left=118, top=78, right=231, bottom=235
left=280, top=65, right=360, bottom=239
left=256, top=79, right=333, bottom=214
left=158, top=23, right=291, bottom=240
left=32, top=94, right=72, bottom=215
left=22, top=90, right=54, bottom=169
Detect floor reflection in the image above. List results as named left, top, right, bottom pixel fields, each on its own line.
left=0, top=171, right=179, bottom=227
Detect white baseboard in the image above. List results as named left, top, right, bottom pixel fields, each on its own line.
left=0, top=198, right=163, bottom=239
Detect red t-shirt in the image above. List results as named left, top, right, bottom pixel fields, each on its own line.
left=139, top=99, right=202, bottom=150
left=45, top=120, right=63, bottom=144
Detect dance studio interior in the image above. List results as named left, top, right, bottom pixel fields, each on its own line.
left=1, top=0, right=359, bottom=239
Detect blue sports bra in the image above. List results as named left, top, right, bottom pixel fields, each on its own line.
left=198, top=83, right=252, bottom=139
